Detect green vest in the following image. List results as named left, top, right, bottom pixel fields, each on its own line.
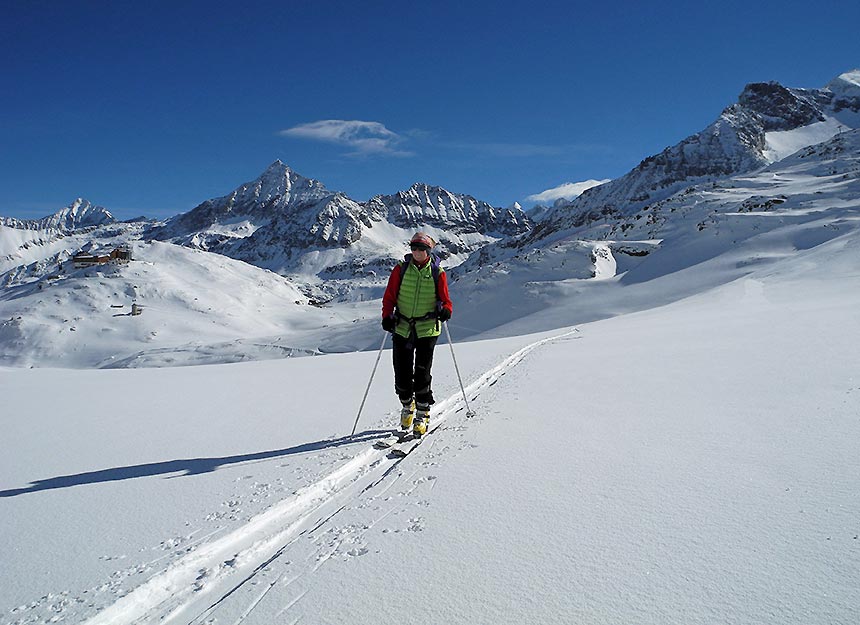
left=395, top=260, right=442, bottom=339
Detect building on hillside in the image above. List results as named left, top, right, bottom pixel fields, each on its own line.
left=72, top=246, right=132, bottom=269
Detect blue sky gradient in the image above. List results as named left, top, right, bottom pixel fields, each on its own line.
left=2, top=0, right=858, bottom=220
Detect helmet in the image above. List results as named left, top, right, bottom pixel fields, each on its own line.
left=409, top=232, right=435, bottom=249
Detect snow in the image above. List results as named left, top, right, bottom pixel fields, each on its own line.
left=763, top=118, right=847, bottom=162
left=0, top=224, right=48, bottom=260
left=0, top=241, right=359, bottom=368
left=5, top=146, right=860, bottom=620
left=827, top=68, right=860, bottom=94
left=3, top=226, right=859, bottom=623
left=3, top=76, right=860, bottom=625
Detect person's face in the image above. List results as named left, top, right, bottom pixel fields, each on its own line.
left=410, top=244, right=430, bottom=262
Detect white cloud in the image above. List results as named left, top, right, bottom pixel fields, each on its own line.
left=526, top=179, right=611, bottom=203
left=280, top=120, right=411, bottom=157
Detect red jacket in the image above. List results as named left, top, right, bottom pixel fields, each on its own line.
left=382, top=257, right=453, bottom=319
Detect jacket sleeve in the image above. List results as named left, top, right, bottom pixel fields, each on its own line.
left=437, top=270, right=453, bottom=314
left=382, top=266, right=401, bottom=318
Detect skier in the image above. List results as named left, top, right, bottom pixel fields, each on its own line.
left=381, top=232, right=453, bottom=438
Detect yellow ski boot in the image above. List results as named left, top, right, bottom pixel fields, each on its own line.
left=400, top=400, right=415, bottom=431
left=413, top=403, right=430, bottom=438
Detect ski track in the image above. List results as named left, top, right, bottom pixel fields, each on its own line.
left=74, top=328, right=580, bottom=625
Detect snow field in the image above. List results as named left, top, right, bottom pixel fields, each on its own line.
left=291, top=267, right=860, bottom=625
left=0, top=328, right=573, bottom=624
left=4, top=241, right=859, bottom=623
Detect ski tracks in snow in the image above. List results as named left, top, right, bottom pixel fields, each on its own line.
left=72, top=328, right=580, bottom=625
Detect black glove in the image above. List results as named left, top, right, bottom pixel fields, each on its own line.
left=438, top=308, right=451, bottom=322
left=382, top=316, right=396, bottom=332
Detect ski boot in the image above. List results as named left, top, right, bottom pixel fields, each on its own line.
left=413, top=403, right=430, bottom=438
left=400, top=399, right=415, bottom=431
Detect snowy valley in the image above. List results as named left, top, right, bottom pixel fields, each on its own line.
left=2, top=70, right=860, bottom=625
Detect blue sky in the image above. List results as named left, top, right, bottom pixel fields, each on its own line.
left=2, top=0, right=858, bottom=220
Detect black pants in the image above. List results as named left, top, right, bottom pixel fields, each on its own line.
left=392, top=333, right=438, bottom=406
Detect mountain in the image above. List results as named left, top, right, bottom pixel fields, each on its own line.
left=448, top=123, right=860, bottom=339
left=152, top=162, right=531, bottom=301
left=366, top=183, right=529, bottom=238
left=0, top=198, right=115, bottom=232
left=0, top=199, right=126, bottom=280
left=0, top=163, right=534, bottom=364
left=526, top=70, right=860, bottom=239
left=2, top=70, right=858, bottom=367
left=153, top=161, right=335, bottom=248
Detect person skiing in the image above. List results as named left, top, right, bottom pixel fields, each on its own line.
left=381, top=232, right=453, bottom=438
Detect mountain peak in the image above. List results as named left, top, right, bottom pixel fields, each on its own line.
left=407, top=182, right=446, bottom=194
left=0, top=199, right=116, bottom=231
left=263, top=159, right=292, bottom=175
left=54, top=199, right=115, bottom=229
left=240, top=162, right=331, bottom=205
left=155, top=161, right=336, bottom=243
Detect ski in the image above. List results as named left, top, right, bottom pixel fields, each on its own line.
left=389, top=436, right=420, bottom=458
left=373, top=431, right=411, bottom=449
left=387, top=423, right=443, bottom=458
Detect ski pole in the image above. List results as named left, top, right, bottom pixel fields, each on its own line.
left=351, top=331, right=388, bottom=436
left=444, top=322, right=475, bottom=417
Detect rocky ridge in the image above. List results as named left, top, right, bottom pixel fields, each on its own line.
left=1, top=199, right=115, bottom=232
left=148, top=162, right=532, bottom=300
left=524, top=70, right=860, bottom=242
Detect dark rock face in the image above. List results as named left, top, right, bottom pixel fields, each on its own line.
left=738, top=82, right=824, bottom=131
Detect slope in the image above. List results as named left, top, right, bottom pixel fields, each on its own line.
left=449, top=127, right=860, bottom=340
left=2, top=218, right=859, bottom=624
left=0, top=240, right=337, bottom=368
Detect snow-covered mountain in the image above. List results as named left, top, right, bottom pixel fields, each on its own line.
left=156, top=162, right=530, bottom=253
left=0, top=166, right=532, bottom=366
left=442, top=70, right=860, bottom=336
left=153, top=161, right=336, bottom=249
left=150, top=161, right=531, bottom=301
left=528, top=70, right=860, bottom=237
left=2, top=70, right=859, bottom=369
left=448, top=125, right=860, bottom=338
left=365, top=182, right=530, bottom=241
left=1, top=200, right=125, bottom=282
left=0, top=198, right=115, bottom=232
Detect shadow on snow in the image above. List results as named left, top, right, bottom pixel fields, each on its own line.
left=0, top=429, right=392, bottom=498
